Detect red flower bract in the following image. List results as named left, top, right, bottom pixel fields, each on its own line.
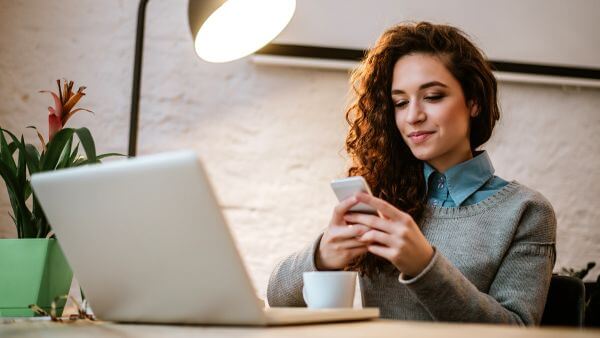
left=40, top=79, right=94, bottom=141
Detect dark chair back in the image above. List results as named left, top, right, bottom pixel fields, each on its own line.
left=541, top=275, right=585, bottom=327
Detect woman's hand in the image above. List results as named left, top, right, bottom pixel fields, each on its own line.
left=343, top=192, right=434, bottom=277
left=316, top=196, right=371, bottom=270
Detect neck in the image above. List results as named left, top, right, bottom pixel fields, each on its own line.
left=427, top=145, right=473, bottom=174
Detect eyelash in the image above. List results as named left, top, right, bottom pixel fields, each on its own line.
left=394, top=95, right=445, bottom=108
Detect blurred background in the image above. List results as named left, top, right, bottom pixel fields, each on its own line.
left=0, top=0, right=598, bottom=298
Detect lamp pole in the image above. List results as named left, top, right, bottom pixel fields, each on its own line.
left=128, top=0, right=150, bottom=157
left=127, top=0, right=295, bottom=157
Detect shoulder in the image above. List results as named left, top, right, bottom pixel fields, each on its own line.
left=504, top=181, right=557, bottom=242
left=507, top=181, right=555, bottom=214
left=477, top=179, right=555, bottom=217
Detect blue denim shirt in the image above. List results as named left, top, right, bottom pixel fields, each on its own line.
left=423, top=151, right=509, bottom=207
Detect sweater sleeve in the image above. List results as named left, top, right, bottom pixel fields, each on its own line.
left=400, top=194, right=557, bottom=325
left=266, top=234, right=323, bottom=307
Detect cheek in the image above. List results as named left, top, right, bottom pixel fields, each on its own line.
left=435, top=102, right=471, bottom=137
left=394, top=110, right=401, bottom=128
left=395, top=111, right=408, bottom=136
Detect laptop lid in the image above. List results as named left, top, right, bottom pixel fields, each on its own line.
left=31, top=151, right=268, bottom=325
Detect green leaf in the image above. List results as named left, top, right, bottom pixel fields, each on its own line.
left=17, top=136, right=27, bottom=191
left=8, top=142, right=18, bottom=155
left=34, top=217, right=45, bottom=238
left=1, top=128, right=25, bottom=153
left=1, top=127, right=24, bottom=145
left=8, top=211, right=17, bottom=224
left=26, top=125, right=47, bottom=152
left=32, top=194, right=50, bottom=238
left=69, top=142, right=80, bottom=165
left=77, top=152, right=125, bottom=165
left=24, top=144, right=41, bottom=175
left=74, top=128, right=97, bottom=163
left=98, top=152, right=126, bottom=160
left=8, top=194, right=22, bottom=236
left=19, top=203, right=34, bottom=238
left=41, top=128, right=75, bottom=170
left=16, top=137, right=30, bottom=235
left=0, top=128, right=17, bottom=174
left=73, top=158, right=87, bottom=166
left=0, top=160, right=31, bottom=237
left=24, top=181, right=32, bottom=201
left=0, top=159, right=21, bottom=198
left=56, top=136, right=73, bottom=169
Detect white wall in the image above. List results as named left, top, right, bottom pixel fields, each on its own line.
left=276, top=0, right=600, bottom=69
left=0, top=1, right=599, bottom=300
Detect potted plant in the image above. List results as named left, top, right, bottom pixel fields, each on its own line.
left=0, top=79, right=120, bottom=317
left=561, top=262, right=600, bottom=327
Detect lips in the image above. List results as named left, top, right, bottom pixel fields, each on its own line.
left=408, top=131, right=434, bottom=137
left=408, top=131, right=435, bottom=144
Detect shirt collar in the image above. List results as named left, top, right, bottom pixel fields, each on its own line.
left=423, top=151, right=495, bottom=206
left=423, top=161, right=437, bottom=190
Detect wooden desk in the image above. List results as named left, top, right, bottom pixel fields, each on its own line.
left=2, top=319, right=599, bottom=338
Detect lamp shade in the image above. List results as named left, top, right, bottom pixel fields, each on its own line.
left=188, top=0, right=296, bottom=63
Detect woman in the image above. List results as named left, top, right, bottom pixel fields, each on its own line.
left=267, top=22, right=556, bottom=325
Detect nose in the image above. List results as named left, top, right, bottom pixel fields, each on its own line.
left=405, top=100, right=426, bottom=125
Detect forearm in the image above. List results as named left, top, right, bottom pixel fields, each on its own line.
left=401, top=245, right=554, bottom=325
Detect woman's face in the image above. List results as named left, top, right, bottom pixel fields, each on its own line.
left=391, top=53, right=477, bottom=173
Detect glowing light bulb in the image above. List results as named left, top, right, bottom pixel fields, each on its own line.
left=195, top=0, right=296, bottom=63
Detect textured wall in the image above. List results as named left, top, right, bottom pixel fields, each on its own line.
left=0, top=0, right=599, bottom=301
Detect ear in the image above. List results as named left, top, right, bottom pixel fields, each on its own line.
left=469, top=101, right=479, bottom=118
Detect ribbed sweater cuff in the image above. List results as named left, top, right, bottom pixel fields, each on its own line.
left=400, top=250, right=458, bottom=294
left=398, top=247, right=439, bottom=284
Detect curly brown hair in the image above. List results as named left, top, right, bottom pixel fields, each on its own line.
left=345, top=22, right=500, bottom=276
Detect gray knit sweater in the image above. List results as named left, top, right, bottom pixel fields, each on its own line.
left=267, top=181, right=556, bottom=325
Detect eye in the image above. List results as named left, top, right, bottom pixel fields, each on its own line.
left=424, top=94, right=444, bottom=101
left=394, top=101, right=408, bottom=109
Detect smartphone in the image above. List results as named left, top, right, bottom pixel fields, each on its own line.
left=330, top=176, right=378, bottom=215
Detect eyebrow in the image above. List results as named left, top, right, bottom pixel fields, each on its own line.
left=391, top=81, right=448, bottom=95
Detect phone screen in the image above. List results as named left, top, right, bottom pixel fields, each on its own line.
left=331, top=176, right=378, bottom=215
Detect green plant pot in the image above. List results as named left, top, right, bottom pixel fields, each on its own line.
left=0, top=238, right=73, bottom=317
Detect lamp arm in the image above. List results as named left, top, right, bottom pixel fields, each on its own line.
left=129, top=0, right=150, bottom=157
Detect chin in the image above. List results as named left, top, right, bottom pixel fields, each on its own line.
left=409, top=146, right=439, bottom=162
left=409, top=149, right=432, bottom=161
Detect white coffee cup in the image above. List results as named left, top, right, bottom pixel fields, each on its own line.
left=302, top=271, right=357, bottom=309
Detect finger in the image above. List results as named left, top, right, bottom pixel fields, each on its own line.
left=330, top=224, right=370, bottom=240
left=344, top=213, right=393, bottom=234
left=356, top=192, right=407, bottom=220
left=346, top=246, right=369, bottom=260
left=334, top=239, right=368, bottom=250
left=359, top=229, right=395, bottom=247
left=367, top=244, right=395, bottom=261
left=331, top=196, right=360, bottom=224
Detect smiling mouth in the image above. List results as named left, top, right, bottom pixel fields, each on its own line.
left=408, top=132, right=434, bottom=144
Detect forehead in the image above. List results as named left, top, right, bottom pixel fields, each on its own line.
left=391, top=53, right=458, bottom=91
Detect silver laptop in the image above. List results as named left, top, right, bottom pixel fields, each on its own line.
left=30, top=150, right=379, bottom=325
